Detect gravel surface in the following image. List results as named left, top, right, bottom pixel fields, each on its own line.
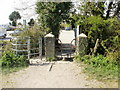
left=2, top=61, right=118, bottom=88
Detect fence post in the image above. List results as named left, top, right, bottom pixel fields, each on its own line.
left=16, top=39, right=18, bottom=55
left=27, top=37, right=30, bottom=60
left=39, top=37, right=42, bottom=60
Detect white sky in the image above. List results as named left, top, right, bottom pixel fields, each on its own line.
left=0, top=0, right=15, bottom=24
left=0, top=0, right=37, bottom=25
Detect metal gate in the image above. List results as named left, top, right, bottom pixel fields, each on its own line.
left=11, top=36, right=42, bottom=60
left=55, top=38, right=76, bottom=59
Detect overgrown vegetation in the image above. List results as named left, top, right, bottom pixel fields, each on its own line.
left=74, top=55, right=118, bottom=81
left=1, top=51, right=28, bottom=74
left=72, top=1, right=119, bottom=81
left=70, top=1, right=120, bottom=58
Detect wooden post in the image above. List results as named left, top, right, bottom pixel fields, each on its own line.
left=92, top=39, right=99, bottom=56
left=27, top=37, right=30, bottom=60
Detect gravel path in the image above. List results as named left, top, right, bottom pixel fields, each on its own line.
left=2, top=61, right=118, bottom=88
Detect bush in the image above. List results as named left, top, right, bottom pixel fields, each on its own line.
left=1, top=51, right=28, bottom=68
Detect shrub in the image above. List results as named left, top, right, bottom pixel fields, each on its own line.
left=1, top=51, right=28, bottom=68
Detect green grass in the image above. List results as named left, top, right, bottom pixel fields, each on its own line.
left=74, top=55, right=118, bottom=81
left=1, top=66, right=28, bottom=75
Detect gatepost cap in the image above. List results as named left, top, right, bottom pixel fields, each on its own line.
left=45, top=33, right=54, bottom=37
left=79, top=33, right=87, bottom=37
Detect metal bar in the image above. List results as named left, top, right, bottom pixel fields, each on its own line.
left=11, top=43, right=28, bottom=45
left=27, top=37, right=30, bottom=60
left=12, top=49, right=28, bottom=52
left=29, top=53, right=40, bottom=55
left=30, top=48, right=39, bottom=50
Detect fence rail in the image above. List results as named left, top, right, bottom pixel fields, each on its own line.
left=11, top=37, right=42, bottom=60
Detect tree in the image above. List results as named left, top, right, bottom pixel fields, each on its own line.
left=28, top=18, right=35, bottom=26
left=9, top=11, right=21, bottom=26
left=36, top=2, right=73, bottom=40
left=78, top=1, right=120, bottom=19
left=71, top=1, right=120, bottom=57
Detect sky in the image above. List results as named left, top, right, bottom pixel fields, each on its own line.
left=0, top=0, right=15, bottom=24
left=0, top=0, right=37, bottom=25
left=0, top=0, right=109, bottom=25
left=0, top=0, right=80, bottom=25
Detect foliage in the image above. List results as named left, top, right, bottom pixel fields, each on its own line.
left=78, top=1, right=120, bottom=19
left=1, top=51, right=28, bottom=68
left=21, top=24, right=45, bottom=38
left=36, top=2, right=73, bottom=38
left=9, top=11, right=21, bottom=26
left=47, top=57, right=56, bottom=62
left=74, top=55, right=118, bottom=80
left=60, top=23, right=71, bottom=29
left=28, top=18, right=35, bottom=26
left=0, top=40, right=12, bottom=53
left=70, top=2, right=120, bottom=58
left=12, top=21, right=17, bottom=26
left=14, top=24, right=45, bottom=57
left=73, top=14, right=120, bottom=58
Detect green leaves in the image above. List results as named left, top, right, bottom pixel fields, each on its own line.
left=9, top=11, right=21, bottom=26
left=36, top=2, right=73, bottom=37
left=1, top=51, right=28, bottom=68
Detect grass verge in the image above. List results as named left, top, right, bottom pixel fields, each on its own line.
left=74, top=54, right=118, bottom=81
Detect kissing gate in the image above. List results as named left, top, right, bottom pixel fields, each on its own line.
left=44, top=32, right=88, bottom=61
left=44, top=33, right=76, bottom=60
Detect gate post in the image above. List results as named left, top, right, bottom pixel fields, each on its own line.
left=76, top=33, right=88, bottom=56
left=44, top=33, right=55, bottom=60
left=27, top=37, right=30, bottom=60
left=39, top=37, right=42, bottom=60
